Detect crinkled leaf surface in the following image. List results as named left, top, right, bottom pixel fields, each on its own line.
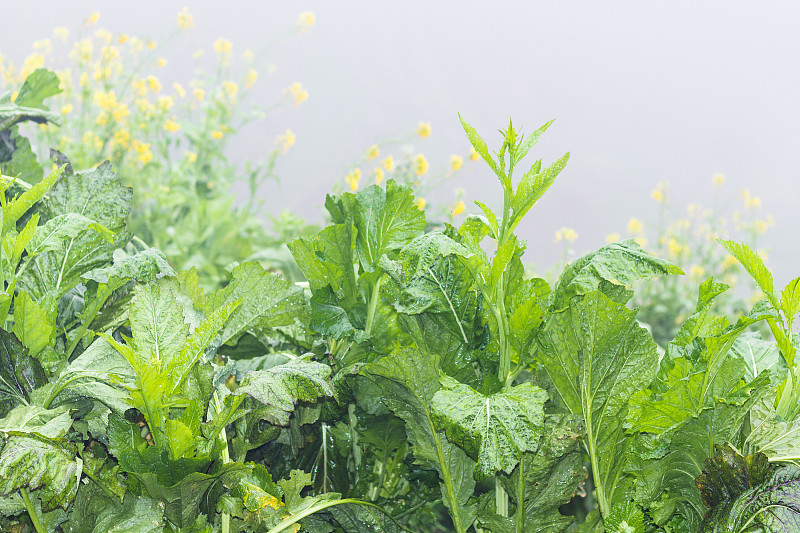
left=81, top=247, right=174, bottom=285
left=353, top=180, right=426, bottom=272
left=236, top=355, right=334, bottom=426
left=205, top=262, right=303, bottom=350
left=12, top=290, right=54, bottom=356
left=432, top=376, right=547, bottom=477
left=0, top=328, right=47, bottom=414
left=697, top=444, right=800, bottom=532
left=537, top=290, right=658, bottom=510
left=20, top=161, right=132, bottom=303
left=549, top=240, right=683, bottom=312
left=362, top=347, right=476, bottom=532
left=0, top=432, right=79, bottom=511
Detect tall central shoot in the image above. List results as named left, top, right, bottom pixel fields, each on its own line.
left=458, top=114, right=569, bottom=387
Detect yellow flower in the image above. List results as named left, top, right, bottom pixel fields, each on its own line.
left=374, top=167, right=385, bottom=185
left=177, top=7, right=194, bottom=30
left=287, top=82, right=308, bottom=106
left=417, top=121, right=431, bottom=138
left=297, top=11, right=316, bottom=31
left=146, top=75, right=162, bottom=93
left=627, top=218, right=643, bottom=235
left=414, top=197, right=427, bottom=210
left=605, top=232, right=621, bottom=244
left=634, top=236, right=648, bottom=248
left=222, top=80, right=239, bottom=102
left=414, top=153, right=429, bottom=176
left=450, top=155, right=463, bottom=171
left=275, top=129, right=296, bottom=153
left=243, top=49, right=255, bottom=63
left=117, top=33, right=129, bottom=44
left=146, top=40, right=157, bottom=50
left=113, top=129, right=130, bottom=148
left=95, top=29, right=112, bottom=43
left=469, top=147, right=479, bottom=161
left=754, top=220, right=768, bottom=235
left=60, top=104, right=73, bottom=115
left=721, top=255, right=738, bottom=270
left=667, top=238, right=683, bottom=257
left=185, top=151, right=198, bottom=163
left=382, top=155, right=393, bottom=171
left=85, top=12, right=100, bottom=26
left=193, top=88, right=205, bottom=101
left=345, top=169, right=362, bottom=191
left=712, top=172, right=725, bottom=186
left=651, top=188, right=664, bottom=202
left=164, top=118, right=180, bottom=132
left=173, top=83, right=186, bottom=98
left=244, top=68, right=258, bottom=89
left=20, top=53, right=45, bottom=78
left=689, top=265, right=705, bottom=279
left=746, top=196, right=762, bottom=209
left=53, top=27, right=69, bottom=42
left=451, top=200, right=465, bottom=216
left=554, top=227, right=578, bottom=244
left=101, top=45, right=120, bottom=62
left=157, top=95, right=174, bottom=111
left=79, top=72, right=89, bottom=87
left=214, top=38, right=233, bottom=55
left=131, top=139, right=153, bottom=164
left=157, top=57, right=168, bottom=68
left=211, top=130, right=224, bottom=139
left=33, top=39, right=53, bottom=55
left=366, top=145, right=379, bottom=160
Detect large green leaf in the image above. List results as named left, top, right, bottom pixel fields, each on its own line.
left=536, top=290, right=658, bottom=512
left=236, top=355, right=334, bottom=426
left=205, top=262, right=304, bottom=350
left=26, top=213, right=111, bottom=257
left=20, top=161, right=132, bottom=304
left=696, top=444, right=800, bottom=532
left=0, top=433, right=79, bottom=511
left=353, top=180, right=426, bottom=272
left=432, top=376, right=547, bottom=477
left=89, top=494, right=166, bottom=533
left=363, top=347, right=477, bottom=533
left=12, top=291, right=54, bottom=356
left=0, top=328, right=47, bottom=415
left=549, top=240, right=683, bottom=312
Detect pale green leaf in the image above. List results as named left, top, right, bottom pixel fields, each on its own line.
left=432, top=377, right=547, bottom=476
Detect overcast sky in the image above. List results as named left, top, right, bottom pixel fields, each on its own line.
left=5, top=1, right=800, bottom=285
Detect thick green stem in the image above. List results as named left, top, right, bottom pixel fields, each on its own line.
left=495, top=477, right=508, bottom=518
left=266, top=499, right=409, bottom=533
left=365, top=274, right=384, bottom=336
left=213, top=391, right=231, bottom=533
left=515, top=458, right=525, bottom=532
left=20, top=487, right=46, bottom=533
left=586, top=418, right=609, bottom=518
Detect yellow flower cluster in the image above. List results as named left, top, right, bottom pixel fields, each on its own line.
left=366, top=144, right=379, bottom=160
left=287, top=82, right=308, bottom=106
left=244, top=68, right=258, bottom=89
left=177, top=7, right=194, bottom=30
left=345, top=169, right=362, bottom=191
left=275, top=129, right=296, bottom=154
left=553, top=227, right=578, bottom=244
left=374, top=167, right=385, bottom=185
left=450, top=155, right=463, bottom=171
left=214, top=38, right=232, bottom=55
left=414, top=197, right=427, bottom=210
left=451, top=200, right=465, bottom=217
left=297, top=11, right=316, bottom=31
left=416, top=122, right=431, bottom=138
left=414, top=154, right=428, bottom=176
left=650, top=181, right=668, bottom=203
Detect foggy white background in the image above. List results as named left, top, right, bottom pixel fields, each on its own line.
left=5, top=1, right=800, bottom=284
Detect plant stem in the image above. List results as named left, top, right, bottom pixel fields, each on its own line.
left=365, top=274, right=384, bottom=336
left=213, top=391, right=231, bottom=533
left=20, top=487, right=46, bottom=533
left=515, top=458, right=525, bottom=532
left=495, top=478, right=508, bottom=518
